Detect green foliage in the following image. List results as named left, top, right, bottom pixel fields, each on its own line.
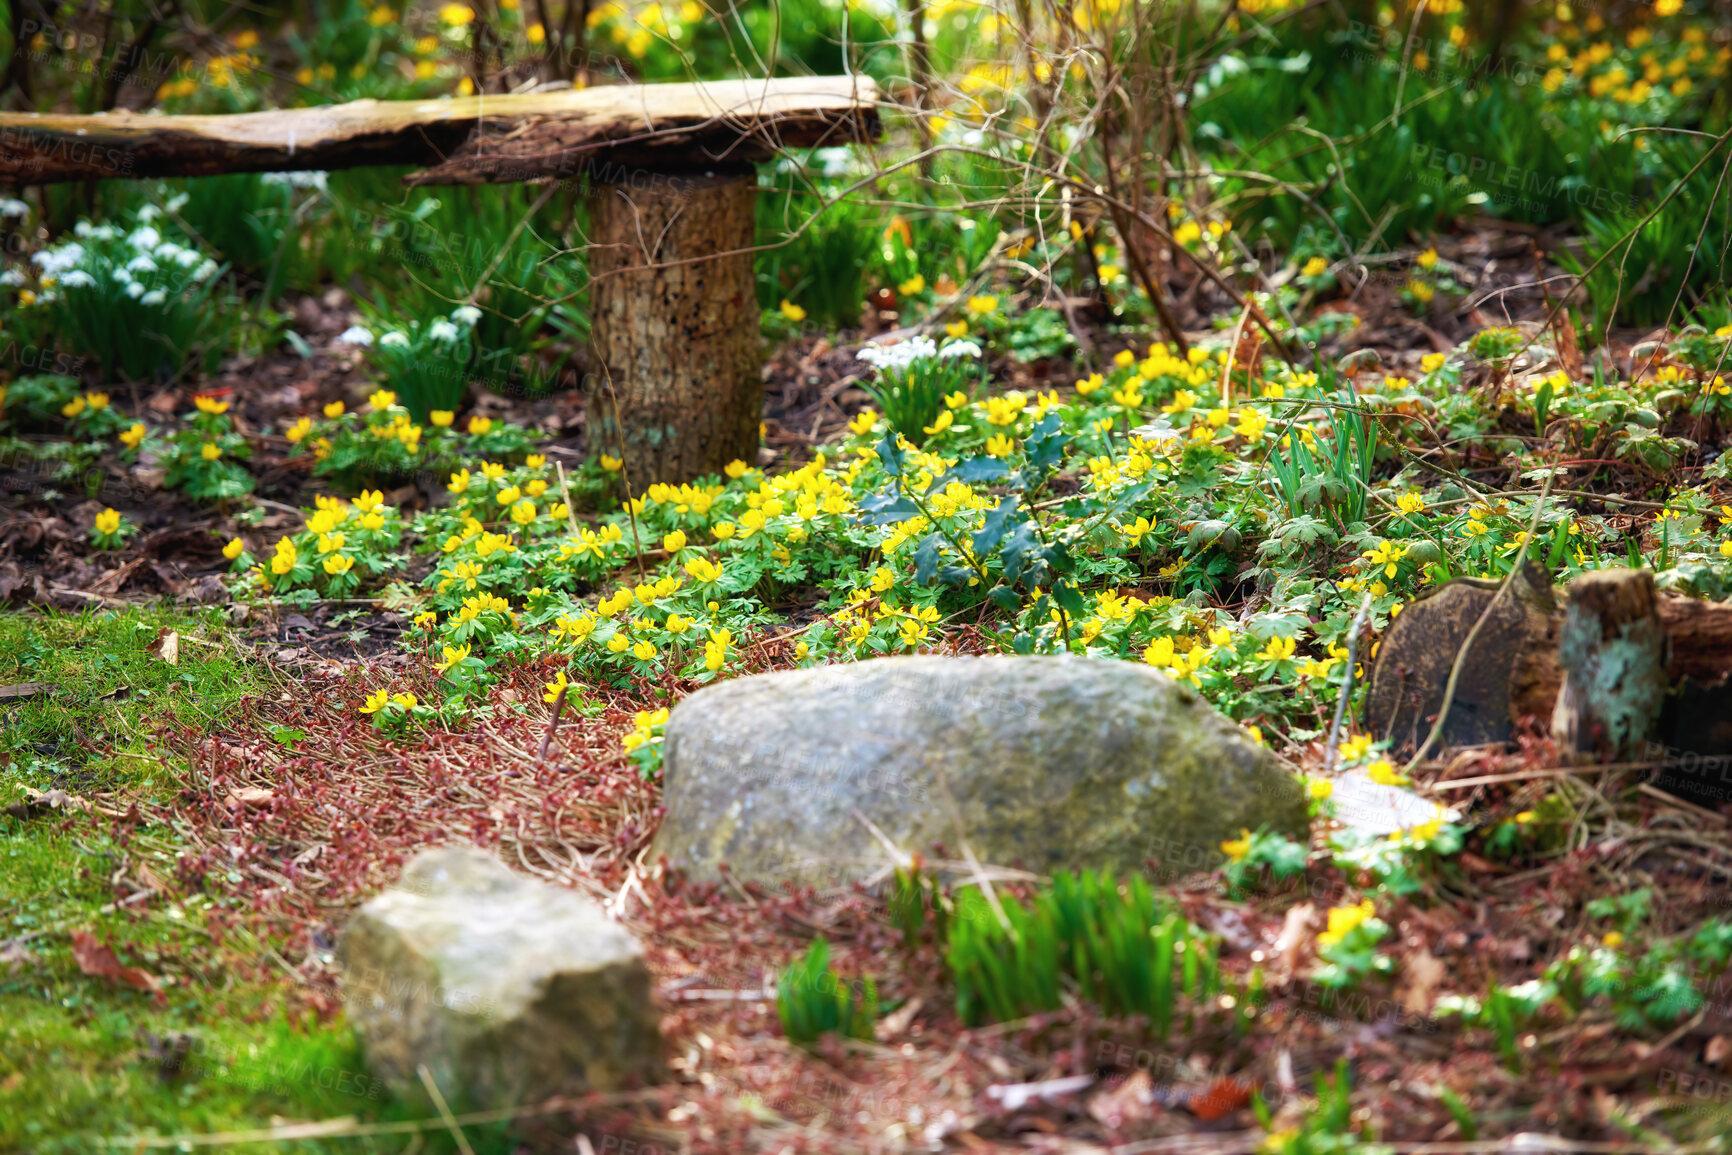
left=1220, top=826, right=1309, bottom=897
left=945, top=871, right=1218, bottom=1034
left=776, top=937, right=877, bottom=1045
left=757, top=174, right=883, bottom=330
left=1255, top=1059, right=1384, bottom=1155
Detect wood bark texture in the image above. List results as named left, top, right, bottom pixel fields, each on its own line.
left=0, top=76, right=879, bottom=185
left=585, top=173, right=759, bottom=486
left=1550, top=568, right=1667, bottom=757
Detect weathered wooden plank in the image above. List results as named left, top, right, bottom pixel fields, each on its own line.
left=0, top=75, right=880, bottom=186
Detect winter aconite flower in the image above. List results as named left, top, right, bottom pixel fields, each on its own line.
left=779, top=300, right=806, bottom=322
left=1317, top=900, right=1376, bottom=949
left=119, top=423, right=146, bottom=448
left=223, top=538, right=245, bottom=561
left=359, top=688, right=391, bottom=715
left=543, top=669, right=569, bottom=703
left=193, top=395, right=229, bottom=416
left=94, top=508, right=121, bottom=535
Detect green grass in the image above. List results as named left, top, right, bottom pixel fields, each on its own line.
left=0, top=607, right=502, bottom=1153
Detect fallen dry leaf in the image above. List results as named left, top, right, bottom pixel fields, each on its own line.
left=1186, top=1076, right=1253, bottom=1121
left=70, top=929, right=164, bottom=1001
left=1707, top=1035, right=1730, bottom=1068
left=1397, top=947, right=1447, bottom=1016
left=225, top=787, right=276, bottom=810
left=1271, top=902, right=1317, bottom=983
left=150, top=628, right=179, bottom=666
left=1088, top=1070, right=1154, bottom=1132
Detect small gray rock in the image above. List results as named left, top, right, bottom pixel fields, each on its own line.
left=338, top=847, right=663, bottom=1109
left=651, top=655, right=1307, bottom=886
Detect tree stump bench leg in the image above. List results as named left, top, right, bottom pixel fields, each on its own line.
left=585, top=170, right=760, bottom=487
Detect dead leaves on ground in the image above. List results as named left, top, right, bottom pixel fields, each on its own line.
left=70, top=929, right=165, bottom=1003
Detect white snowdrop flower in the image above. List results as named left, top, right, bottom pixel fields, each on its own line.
left=136, top=205, right=161, bottom=224
left=111, top=266, right=135, bottom=283
left=192, top=259, right=218, bottom=282
left=34, top=245, right=84, bottom=275
left=128, top=226, right=162, bottom=251
left=154, top=242, right=184, bottom=262
left=175, top=249, right=200, bottom=269
left=0, top=269, right=25, bottom=287
left=813, top=147, right=853, bottom=178
left=36, top=290, right=57, bottom=304
left=60, top=270, right=97, bottom=289
left=450, top=304, right=482, bottom=327
left=262, top=171, right=329, bottom=191
left=427, top=319, right=461, bottom=343
left=166, top=193, right=189, bottom=213
left=939, top=339, right=982, bottom=360
left=139, top=289, right=167, bottom=307
left=74, top=221, right=94, bottom=238
left=962, top=129, right=984, bottom=147
left=125, top=280, right=145, bottom=299
left=380, top=331, right=411, bottom=349
left=858, top=335, right=936, bottom=373
left=126, top=255, right=158, bottom=274
left=0, top=199, right=29, bottom=219
left=334, top=325, right=375, bottom=347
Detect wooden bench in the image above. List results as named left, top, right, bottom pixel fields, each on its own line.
left=0, top=76, right=882, bottom=484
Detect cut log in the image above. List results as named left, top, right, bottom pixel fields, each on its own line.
left=1363, top=563, right=1559, bottom=751
left=1367, top=567, right=1732, bottom=801
left=1550, top=568, right=1668, bottom=757
left=586, top=171, right=760, bottom=485
left=0, top=76, right=880, bottom=186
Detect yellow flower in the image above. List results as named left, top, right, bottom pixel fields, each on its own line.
left=430, top=410, right=455, bottom=427
left=1366, top=759, right=1409, bottom=786
left=193, top=395, right=230, bottom=415
left=1416, top=247, right=1438, bottom=270
left=201, top=443, right=223, bottom=461
left=392, top=692, right=418, bottom=709
left=663, top=529, right=688, bottom=553
left=712, top=521, right=737, bottom=541
left=440, top=2, right=475, bottom=23
left=1338, top=733, right=1373, bottom=762
left=467, top=416, right=493, bottom=435
left=222, top=537, right=245, bottom=560
left=323, top=400, right=346, bottom=419
left=354, top=490, right=385, bottom=513
left=359, top=688, right=391, bottom=715
left=965, top=294, right=998, bottom=317
left=543, top=669, right=570, bottom=703
left=1220, top=829, right=1252, bottom=862
left=448, top=469, right=471, bottom=494
left=1301, top=256, right=1329, bottom=277
left=849, top=410, right=877, bottom=436
left=323, top=554, right=354, bottom=576
left=599, top=454, right=623, bottom=472
left=368, top=389, right=397, bottom=410
left=631, top=639, right=657, bottom=660
left=1397, top=492, right=1427, bottom=514
left=1420, top=352, right=1448, bottom=375
left=85, top=392, right=110, bottom=410
left=665, top=612, right=691, bottom=634
left=685, top=557, right=722, bottom=584
left=510, top=500, right=537, bottom=526
left=1256, top=635, right=1296, bottom=662
left=527, top=21, right=546, bottom=42
left=62, top=396, right=86, bottom=418
left=285, top=417, right=313, bottom=443
left=1317, top=899, right=1376, bottom=949
left=923, top=410, right=954, bottom=436
left=899, top=274, right=926, bottom=295
left=119, top=423, right=146, bottom=449
left=724, top=459, right=750, bottom=479
left=269, top=538, right=298, bottom=576
left=94, top=508, right=122, bottom=535
left=1308, top=777, right=1334, bottom=800
left=1602, top=931, right=1625, bottom=949
left=779, top=299, right=807, bottom=322
left=945, top=319, right=969, bottom=338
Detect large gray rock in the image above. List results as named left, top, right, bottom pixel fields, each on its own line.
left=651, top=655, right=1307, bottom=886
left=338, top=847, right=663, bottom=1109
